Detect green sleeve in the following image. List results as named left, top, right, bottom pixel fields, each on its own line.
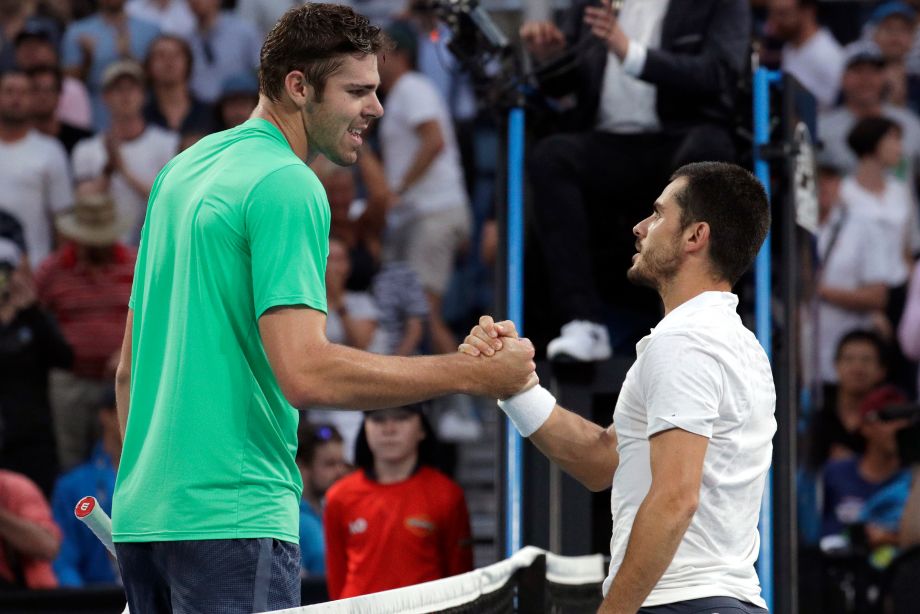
left=245, top=164, right=330, bottom=318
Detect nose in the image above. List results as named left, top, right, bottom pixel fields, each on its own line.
left=633, top=215, right=650, bottom=238
left=366, top=92, right=384, bottom=119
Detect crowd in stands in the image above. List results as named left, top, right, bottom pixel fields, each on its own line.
left=1, top=0, right=920, bottom=610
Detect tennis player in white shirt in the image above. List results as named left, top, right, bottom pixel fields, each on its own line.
left=462, top=161, right=776, bottom=614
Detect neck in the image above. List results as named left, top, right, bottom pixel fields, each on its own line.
left=855, top=159, right=887, bottom=192
left=33, top=114, right=59, bottom=135
left=155, top=82, right=189, bottom=103
left=859, top=446, right=900, bottom=482
left=101, top=8, right=124, bottom=23
left=0, top=121, right=29, bottom=142
left=847, top=97, right=883, bottom=118
left=110, top=116, right=145, bottom=140
left=373, top=453, right=418, bottom=485
left=197, top=11, right=218, bottom=31
left=793, top=21, right=819, bottom=47
left=251, top=97, right=311, bottom=162
left=659, top=272, right=731, bottom=316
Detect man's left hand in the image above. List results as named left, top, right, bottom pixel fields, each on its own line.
left=584, top=0, right=629, bottom=59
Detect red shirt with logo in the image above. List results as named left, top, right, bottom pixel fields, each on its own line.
left=323, top=466, right=473, bottom=599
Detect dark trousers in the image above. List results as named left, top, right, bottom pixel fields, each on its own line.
left=116, top=538, right=300, bottom=614
left=528, top=125, right=735, bottom=326
left=638, top=595, right=770, bottom=613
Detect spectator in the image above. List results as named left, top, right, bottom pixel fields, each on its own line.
left=235, top=0, right=303, bottom=39
left=61, top=0, right=160, bottom=130
left=324, top=404, right=472, bottom=599
left=840, top=116, right=919, bottom=394
left=0, top=237, right=72, bottom=496
left=767, top=0, right=845, bottom=108
left=50, top=389, right=120, bottom=587
left=126, top=0, right=196, bottom=39
left=186, top=0, right=260, bottom=104
left=143, top=34, right=213, bottom=134
left=72, top=60, right=178, bottom=245
left=821, top=385, right=912, bottom=542
left=0, top=0, right=60, bottom=71
left=372, top=261, right=429, bottom=356
left=13, top=21, right=92, bottom=129
left=0, top=67, right=73, bottom=266
left=808, top=330, right=889, bottom=470
left=35, top=192, right=135, bottom=470
left=900, top=465, right=920, bottom=548
left=815, top=161, right=892, bottom=384
left=521, top=0, right=749, bottom=361
left=296, top=422, right=348, bottom=578
left=28, top=65, right=93, bottom=154
left=325, top=237, right=378, bottom=352
left=868, top=3, right=920, bottom=113
left=377, top=21, right=471, bottom=355
left=0, top=469, right=60, bottom=589
left=819, top=41, right=920, bottom=177
left=213, top=71, right=259, bottom=132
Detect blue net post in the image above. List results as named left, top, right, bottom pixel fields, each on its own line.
left=505, top=106, right=526, bottom=557
left=752, top=66, right=782, bottom=612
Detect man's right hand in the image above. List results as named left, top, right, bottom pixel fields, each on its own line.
left=461, top=316, right=539, bottom=398
left=519, top=20, right=566, bottom=62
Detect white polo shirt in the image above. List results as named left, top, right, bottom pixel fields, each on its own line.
left=605, top=291, right=776, bottom=608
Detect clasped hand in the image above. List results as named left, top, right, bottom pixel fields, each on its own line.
left=459, top=316, right=540, bottom=397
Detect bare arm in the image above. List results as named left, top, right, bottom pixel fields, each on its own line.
left=258, top=307, right=535, bottom=409
left=0, top=508, right=59, bottom=560
left=818, top=283, right=888, bottom=312
left=115, top=309, right=132, bottom=441
left=900, top=467, right=920, bottom=549
left=599, top=428, right=708, bottom=614
left=396, top=120, right=445, bottom=195
left=529, top=408, right=618, bottom=492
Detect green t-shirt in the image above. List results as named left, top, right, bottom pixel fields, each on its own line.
left=112, top=119, right=329, bottom=543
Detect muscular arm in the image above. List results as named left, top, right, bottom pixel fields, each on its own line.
left=259, top=307, right=533, bottom=409
left=528, top=407, right=618, bottom=492
left=599, top=428, right=708, bottom=614
left=115, top=309, right=132, bottom=440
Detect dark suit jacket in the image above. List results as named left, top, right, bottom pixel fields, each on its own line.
left=538, top=0, right=750, bottom=134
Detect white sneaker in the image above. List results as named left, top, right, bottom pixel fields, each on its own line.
left=546, top=320, right=612, bottom=362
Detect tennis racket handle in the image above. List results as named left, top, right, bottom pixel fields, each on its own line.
left=74, top=496, right=116, bottom=557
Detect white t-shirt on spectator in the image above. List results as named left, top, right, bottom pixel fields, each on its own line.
left=0, top=130, right=73, bottom=264
left=606, top=292, right=775, bottom=608
left=58, top=77, right=93, bottom=130
left=325, top=291, right=379, bottom=346
left=818, top=104, right=920, bottom=175
left=72, top=126, right=178, bottom=244
left=127, top=0, right=197, bottom=38
left=379, top=71, right=468, bottom=215
left=782, top=28, right=845, bottom=109
left=839, top=175, right=918, bottom=286
left=816, top=204, right=895, bottom=382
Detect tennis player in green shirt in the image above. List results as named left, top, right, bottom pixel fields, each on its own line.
left=110, top=5, right=536, bottom=612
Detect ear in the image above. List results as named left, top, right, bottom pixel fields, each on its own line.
left=283, top=69, right=314, bottom=108
left=684, top=221, right=710, bottom=255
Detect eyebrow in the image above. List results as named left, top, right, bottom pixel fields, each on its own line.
left=345, top=82, right=378, bottom=91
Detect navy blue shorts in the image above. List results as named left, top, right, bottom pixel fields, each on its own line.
left=638, top=596, right=770, bottom=614
left=115, top=538, right=300, bottom=614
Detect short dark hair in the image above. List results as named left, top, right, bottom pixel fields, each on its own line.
left=259, top=3, right=389, bottom=103
left=26, top=64, right=62, bottom=92
left=835, top=329, right=889, bottom=369
left=145, top=34, right=194, bottom=82
left=669, top=162, right=771, bottom=286
left=296, top=422, right=343, bottom=466
left=847, top=116, right=901, bottom=159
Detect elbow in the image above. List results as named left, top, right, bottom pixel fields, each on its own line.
left=279, top=375, right=335, bottom=409
left=115, top=362, right=130, bottom=388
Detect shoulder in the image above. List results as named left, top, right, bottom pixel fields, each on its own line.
left=248, top=163, right=323, bottom=202
left=26, top=131, right=68, bottom=157
left=417, top=468, right=464, bottom=498
left=824, top=457, right=859, bottom=479
left=325, top=470, right=367, bottom=501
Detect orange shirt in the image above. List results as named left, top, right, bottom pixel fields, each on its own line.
left=323, top=467, right=472, bottom=600
left=0, top=470, right=60, bottom=588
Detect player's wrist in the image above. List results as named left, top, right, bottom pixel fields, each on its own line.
left=498, top=385, right=556, bottom=437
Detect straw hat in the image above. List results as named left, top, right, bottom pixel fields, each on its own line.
left=56, top=194, right=132, bottom=246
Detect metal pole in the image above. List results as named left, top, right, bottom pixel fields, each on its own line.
left=752, top=66, right=782, bottom=612
left=505, top=106, right=526, bottom=556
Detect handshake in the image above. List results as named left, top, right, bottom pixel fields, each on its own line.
left=458, top=315, right=557, bottom=437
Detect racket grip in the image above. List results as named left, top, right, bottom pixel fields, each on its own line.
left=75, top=496, right=116, bottom=557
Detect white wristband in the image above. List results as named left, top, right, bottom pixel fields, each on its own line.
left=498, top=385, right=556, bottom=437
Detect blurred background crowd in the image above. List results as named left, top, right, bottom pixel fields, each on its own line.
left=1, top=0, right=920, bottom=612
